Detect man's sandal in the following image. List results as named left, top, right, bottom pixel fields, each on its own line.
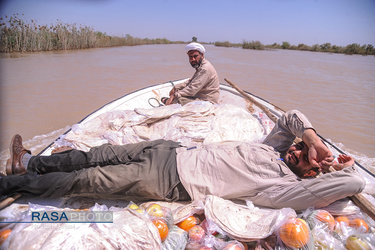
left=161, top=97, right=169, bottom=105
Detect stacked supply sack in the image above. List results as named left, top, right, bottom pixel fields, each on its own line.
left=1, top=196, right=374, bottom=249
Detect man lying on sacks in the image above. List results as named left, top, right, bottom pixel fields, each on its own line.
left=2, top=110, right=364, bottom=211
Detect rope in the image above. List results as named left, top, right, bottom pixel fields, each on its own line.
left=148, top=98, right=164, bottom=108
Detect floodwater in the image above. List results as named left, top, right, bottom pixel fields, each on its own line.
left=0, top=44, right=374, bottom=170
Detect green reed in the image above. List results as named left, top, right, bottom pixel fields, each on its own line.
left=0, top=14, right=174, bottom=53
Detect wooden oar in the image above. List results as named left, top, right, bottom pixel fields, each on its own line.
left=224, top=78, right=278, bottom=123
left=225, top=78, right=375, bottom=221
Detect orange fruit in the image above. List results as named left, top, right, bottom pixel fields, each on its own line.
left=177, top=215, right=200, bottom=231
left=152, top=219, right=169, bottom=242
left=335, top=216, right=350, bottom=225
left=279, top=218, right=310, bottom=248
left=349, top=218, right=369, bottom=233
left=315, top=210, right=335, bottom=230
left=0, top=229, right=12, bottom=245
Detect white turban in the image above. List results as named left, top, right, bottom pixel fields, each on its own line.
left=185, top=42, right=206, bottom=54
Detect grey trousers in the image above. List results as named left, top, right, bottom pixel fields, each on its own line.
left=0, top=140, right=190, bottom=202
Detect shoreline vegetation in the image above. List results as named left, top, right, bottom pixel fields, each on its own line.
left=215, top=40, right=375, bottom=56
left=1, top=14, right=374, bottom=56
left=0, top=14, right=183, bottom=53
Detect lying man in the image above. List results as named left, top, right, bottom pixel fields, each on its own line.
left=163, top=42, right=220, bottom=105
left=1, top=110, right=365, bottom=210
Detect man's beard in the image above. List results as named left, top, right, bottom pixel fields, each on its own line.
left=281, top=152, right=303, bottom=177
left=281, top=152, right=319, bottom=178
left=190, top=58, right=203, bottom=69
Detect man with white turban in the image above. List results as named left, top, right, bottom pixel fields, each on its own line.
left=163, top=42, right=220, bottom=105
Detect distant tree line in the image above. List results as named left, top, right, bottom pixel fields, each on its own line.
left=215, top=40, right=375, bottom=56
left=0, top=14, right=181, bottom=53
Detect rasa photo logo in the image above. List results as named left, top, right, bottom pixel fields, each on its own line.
left=31, top=210, right=113, bottom=223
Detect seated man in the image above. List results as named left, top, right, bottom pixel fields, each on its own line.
left=163, top=42, right=220, bottom=106
left=1, top=110, right=365, bottom=211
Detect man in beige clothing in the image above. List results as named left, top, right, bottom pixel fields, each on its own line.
left=2, top=110, right=365, bottom=210
left=163, top=42, right=220, bottom=105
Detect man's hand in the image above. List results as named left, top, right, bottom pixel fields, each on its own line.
left=165, top=95, right=175, bottom=105
left=332, top=154, right=355, bottom=171
left=308, top=140, right=335, bottom=173
left=169, top=87, right=176, bottom=96
left=303, top=129, right=334, bottom=172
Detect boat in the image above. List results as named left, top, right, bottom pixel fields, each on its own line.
left=1, top=78, right=374, bottom=249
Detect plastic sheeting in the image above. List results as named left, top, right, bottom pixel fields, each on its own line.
left=53, top=101, right=271, bottom=152
left=1, top=195, right=374, bottom=249
left=2, top=204, right=161, bottom=250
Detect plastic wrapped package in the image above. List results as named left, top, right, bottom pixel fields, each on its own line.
left=176, top=116, right=214, bottom=142
left=0, top=203, right=29, bottom=228
left=149, top=116, right=181, bottom=141
left=299, top=208, right=344, bottom=249
left=2, top=204, right=162, bottom=250
left=120, top=126, right=143, bottom=144
left=53, top=102, right=267, bottom=152
left=2, top=203, right=105, bottom=250
left=0, top=227, right=12, bottom=246
left=135, top=103, right=185, bottom=120
left=275, top=217, right=314, bottom=250
left=220, top=240, right=246, bottom=250
left=257, top=111, right=275, bottom=135
left=300, top=207, right=375, bottom=249
left=140, top=202, right=175, bottom=230
left=312, top=228, right=345, bottom=250
left=185, top=234, right=216, bottom=250
left=104, top=110, right=146, bottom=130
left=345, top=233, right=375, bottom=250
left=103, top=130, right=136, bottom=145
left=185, top=234, right=248, bottom=250
left=321, top=198, right=361, bottom=216
left=181, top=101, right=215, bottom=117
left=172, top=200, right=205, bottom=224
left=203, top=105, right=264, bottom=144
left=162, top=225, right=188, bottom=250
left=95, top=208, right=161, bottom=249
left=203, top=195, right=297, bottom=242
left=334, top=213, right=374, bottom=244
left=303, top=208, right=336, bottom=231
left=4, top=222, right=103, bottom=250
left=36, top=223, right=116, bottom=249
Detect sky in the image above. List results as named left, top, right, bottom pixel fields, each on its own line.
left=0, top=0, right=374, bottom=47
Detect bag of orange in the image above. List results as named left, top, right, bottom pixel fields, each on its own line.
left=335, top=216, right=350, bottom=226
left=143, top=203, right=174, bottom=230
left=279, top=218, right=310, bottom=249
left=349, top=218, right=369, bottom=233
left=152, top=219, right=169, bottom=242
left=176, top=215, right=201, bottom=231
left=306, top=209, right=335, bottom=231
left=0, top=229, right=12, bottom=245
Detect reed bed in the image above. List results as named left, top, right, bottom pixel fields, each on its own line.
left=0, top=14, right=174, bottom=53
left=2, top=14, right=373, bottom=56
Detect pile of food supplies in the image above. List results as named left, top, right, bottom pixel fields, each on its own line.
left=1, top=102, right=374, bottom=249
left=0, top=195, right=374, bottom=249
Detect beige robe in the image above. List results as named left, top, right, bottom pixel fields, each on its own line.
left=174, top=58, right=220, bottom=104
left=176, top=110, right=365, bottom=210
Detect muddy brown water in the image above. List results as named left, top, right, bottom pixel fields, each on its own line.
left=0, top=44, right=374, bottom=171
